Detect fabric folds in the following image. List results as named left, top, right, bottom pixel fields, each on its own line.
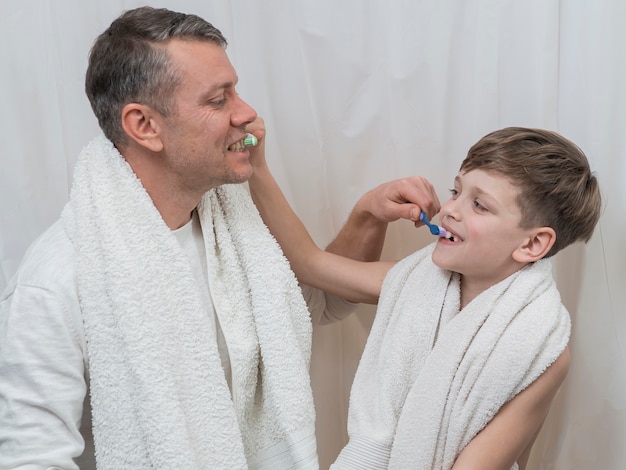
left=61, top=135, right=317, bottom=469
left=332, top=243, right=570, bottom=470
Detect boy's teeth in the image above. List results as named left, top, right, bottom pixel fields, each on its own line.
left=443, top=231, right=457, bottom=242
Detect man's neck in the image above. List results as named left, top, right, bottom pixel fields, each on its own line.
left=120, top=144, right=202, bottom=230
left=149, top=192, right=197, bottom=230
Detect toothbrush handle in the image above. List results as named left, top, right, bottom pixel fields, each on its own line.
left=420, top=211, right=449, bottom=238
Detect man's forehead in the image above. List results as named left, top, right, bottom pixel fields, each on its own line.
left=167, top=39, right=238, bottom=87
left=167, top=39, right=232, bottom=69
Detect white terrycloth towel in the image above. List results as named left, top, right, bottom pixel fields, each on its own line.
left=61, top=135, right=318, bottom=469
left=332, top=243, right=570, bottom=470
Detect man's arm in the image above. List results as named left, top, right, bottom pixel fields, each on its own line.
left=452, top=348, right=570, bottom=470
left=0, top=285, right=88, bottom=469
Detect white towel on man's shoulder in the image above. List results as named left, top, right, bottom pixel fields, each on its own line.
left=61, top=135, right=318, bottom=469
left=333, top=243, right=570, bottom=470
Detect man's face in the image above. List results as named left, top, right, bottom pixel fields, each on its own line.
left=432, top=169, right=535, bottom=293
left=157, top=39, right=257, bottom=193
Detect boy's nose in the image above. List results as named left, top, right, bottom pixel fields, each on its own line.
left=441, top=199, right=461, bottom=221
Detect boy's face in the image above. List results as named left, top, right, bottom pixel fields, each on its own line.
left=432, top=169, right=536, bottom=292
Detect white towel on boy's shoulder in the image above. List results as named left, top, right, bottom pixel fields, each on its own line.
left=332, top=242, right=570, bottom=470
left=61, top=135, right=318, bottom=469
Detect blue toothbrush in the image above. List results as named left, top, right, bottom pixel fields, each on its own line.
left=419, top=211, right=452, bottom=239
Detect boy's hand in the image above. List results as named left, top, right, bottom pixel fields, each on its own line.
left=246, top=117, right=267, bottom=172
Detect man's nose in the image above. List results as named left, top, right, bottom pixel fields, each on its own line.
left=232, top=95, right=257, bottom=128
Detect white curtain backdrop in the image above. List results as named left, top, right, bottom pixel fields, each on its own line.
left=1, top=1, right=623, bottom=468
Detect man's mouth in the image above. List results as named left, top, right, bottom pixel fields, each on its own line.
left=228, top=137, right=247, bottom=152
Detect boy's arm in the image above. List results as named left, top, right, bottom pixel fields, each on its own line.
left=246, top=119, right=440, bottom=265
left=452, top=347, right=570, bottom=470
left=247, top=121, right=411, bottom=303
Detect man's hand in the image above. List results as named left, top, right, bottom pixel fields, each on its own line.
left=327, top=176, right=441, bottom=261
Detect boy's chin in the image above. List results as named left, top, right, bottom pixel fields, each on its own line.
left=431, top=249, right=453, bottom=271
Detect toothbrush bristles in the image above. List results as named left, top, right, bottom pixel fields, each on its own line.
left=243, top=133, right=258, bottom=147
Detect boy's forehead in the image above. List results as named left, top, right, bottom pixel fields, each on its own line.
left=457, top=169, right=520, bottom=198
left=458, top=168, right=513, bottom=184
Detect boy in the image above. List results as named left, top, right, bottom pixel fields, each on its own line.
left=248, top=125, right=601, bottom=469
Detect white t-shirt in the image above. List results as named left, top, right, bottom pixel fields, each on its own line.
left=174, top=210, right=232, bottom=389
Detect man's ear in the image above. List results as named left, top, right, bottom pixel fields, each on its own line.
left=513, top=227, right=556, bottom=263
left=121, top=103, right=164, bottom=152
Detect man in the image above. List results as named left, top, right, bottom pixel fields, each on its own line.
left=0, top=6, right=439, bottom=469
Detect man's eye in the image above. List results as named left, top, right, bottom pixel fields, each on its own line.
left=209, top=97, right=226, bottom=106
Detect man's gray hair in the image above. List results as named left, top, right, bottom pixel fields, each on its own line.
left=85, top=6, right=227, bottom=145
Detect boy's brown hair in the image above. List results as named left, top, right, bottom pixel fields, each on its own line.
left=460, top=127, right=602, bottom=258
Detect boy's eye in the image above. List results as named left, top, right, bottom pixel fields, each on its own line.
left=473, top=199, right=487, bottom=211
left=448, top=188, right=459, bottom=198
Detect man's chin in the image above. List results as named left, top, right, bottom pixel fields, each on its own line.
left=228, top=166, right=254, bottom=185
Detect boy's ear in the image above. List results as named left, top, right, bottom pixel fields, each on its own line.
left=513, top=227, right=556, bottom=263
left=120, top=103, right=164, bottom=153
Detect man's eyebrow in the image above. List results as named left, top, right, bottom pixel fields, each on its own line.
left=200, top=76, right=238, bottom=98
left=197, top=83, right=231, bottom=104
left=206, top=80, right=234, bottom=93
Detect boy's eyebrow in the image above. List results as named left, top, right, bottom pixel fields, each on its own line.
left=474, top=187, right=489, bottom=197
left=455, top=175, right=496, bottom=201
